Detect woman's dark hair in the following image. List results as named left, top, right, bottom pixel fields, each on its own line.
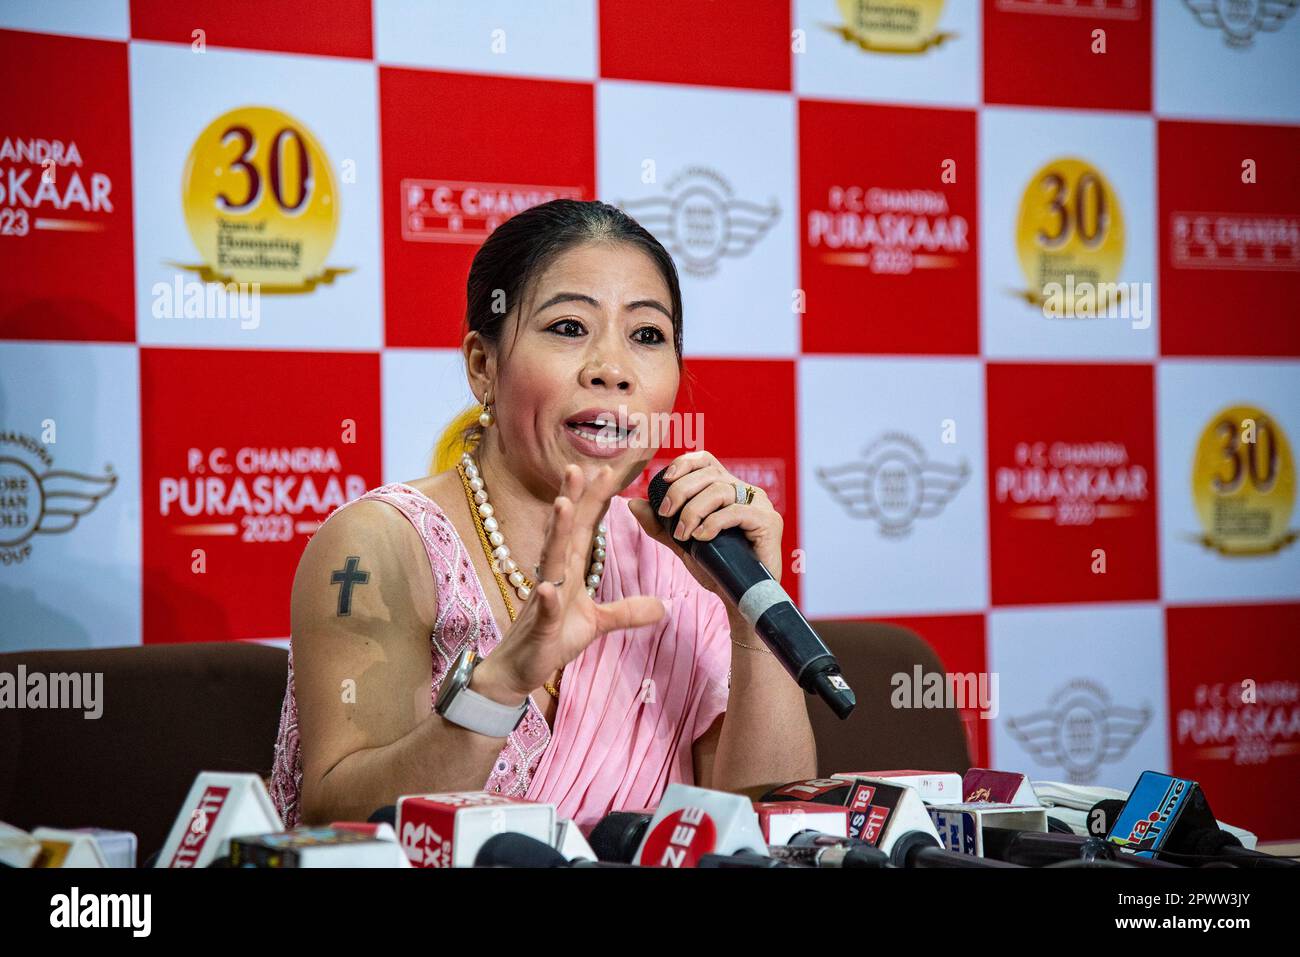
left=436, top=199, right=688, bottom=468
left=467, top=198, right=684, bottom=357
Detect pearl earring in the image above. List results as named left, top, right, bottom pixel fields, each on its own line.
left=478, top=401, right=494, bottom=428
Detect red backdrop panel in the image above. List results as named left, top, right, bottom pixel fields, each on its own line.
left=0, top=31, right=134, bottom=342
left=987, top=362, right=1160, bottom=604
left=130, top=0, right=373, bottom=58
left=140, top=348, right=382, bottom=643
left=1167, top=603, right=1300, bottom=841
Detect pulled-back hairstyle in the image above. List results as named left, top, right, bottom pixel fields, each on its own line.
left=431, top=199, right=687, bottom=473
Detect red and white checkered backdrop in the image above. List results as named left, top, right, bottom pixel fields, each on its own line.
left=1, top=1, right=1297, bottom=838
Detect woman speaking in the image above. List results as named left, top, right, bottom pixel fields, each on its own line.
left=269, top=198, right=817, bottom=831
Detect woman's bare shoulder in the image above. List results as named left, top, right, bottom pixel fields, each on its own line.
left=312, top=472, right=459, bottom=544
left=291, top=483, right=451, bottom=629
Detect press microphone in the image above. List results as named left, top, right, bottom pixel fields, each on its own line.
left=697, top=848, right=791, bottom=868
left=1106, top=771, right=1297, bottom=868
left=397, top=791, right=555, bottom=868
left=1179, top=828, right=1295, bottom=868
left=632, top=784, right=770, bottom=867
left=761, top=777, right=943, bottom=852
left=980, top=828, right=1182, bottom=869
left=155, top=772, right=283, bottom=868
left=474, top=832, right=636, bottom=868
left=889, top=830, right=1024, bottom=869
left=769, top=831, right=890, bottom=868
left=647, top=467, right=855, bottom=718
left=588, top=810, right=653, bottom=863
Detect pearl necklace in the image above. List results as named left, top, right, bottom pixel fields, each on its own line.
left=458, top=451, right=608, bottom=608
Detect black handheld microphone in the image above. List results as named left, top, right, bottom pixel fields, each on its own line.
left=647, top=468, right=855, bottom=718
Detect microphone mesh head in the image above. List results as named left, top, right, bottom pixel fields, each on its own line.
left=646, top=467, right=672, bottom=515
left=588, top=811, right=651, bottom=863
left=474, top=832, right=566, bottom=868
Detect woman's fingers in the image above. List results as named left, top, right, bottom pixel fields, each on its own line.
left=654, top=463, right=723, bottom=520
left=571, top=464, right=617, bottom=554
left=592, top=595, right=667, bottom=635
left=537, top=492, right=574, bottom=585
left=530, top=578, right=563, bottom=624
left=659, top=450, right=719, bottom=484
left=626, top=498, right=675, bottom=550
left=672, top=480, right=741, bottom=541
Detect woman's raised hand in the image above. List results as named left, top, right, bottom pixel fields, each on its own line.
left=479, top=463, right=667, bottom=702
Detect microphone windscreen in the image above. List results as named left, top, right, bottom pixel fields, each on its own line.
left=646, top=468, right=672, bottom=515
left=588, top=811, right=652, bottom=863
left=475, top=832, right=567, bottom=868
left=1189, top=826, right=1241, bottom=857
left=368, top=805, right=397, bottom=826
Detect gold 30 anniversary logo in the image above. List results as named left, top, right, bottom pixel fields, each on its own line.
left=1014, top=157, right=1125, bottom=311
left=1192, top=406, right=1296, bottom=555
left=176, top=106, right=350, bottom=292
left=826, top=0, right=954, bottom=53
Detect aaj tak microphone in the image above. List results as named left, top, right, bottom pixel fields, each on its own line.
left=647, top=467, right=855, bottom=718
left=155, top=771, right=282, bottom=868
left=632, top=783, right=769, bottom=867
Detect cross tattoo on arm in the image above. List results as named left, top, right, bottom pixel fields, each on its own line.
left=330, top=555, right=370, bottom=617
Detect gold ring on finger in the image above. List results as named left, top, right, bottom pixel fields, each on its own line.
left=734, top=481, right=756, bottom=506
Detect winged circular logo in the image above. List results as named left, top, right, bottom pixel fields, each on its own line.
left=1006, top=679, right=1151, bottom=784
left=815, top=432, right=969, bottom=537
left=618, top=167, right=779, bottom=279
left=0, top=434, right=117, bottom=563
left=1182, top=0, right=1298, bottom=47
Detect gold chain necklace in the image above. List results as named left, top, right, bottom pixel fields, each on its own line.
left=456, top=457, right=608, bottom=699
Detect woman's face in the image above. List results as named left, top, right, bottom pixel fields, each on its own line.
left=474, top=241, right=681, bottom=492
